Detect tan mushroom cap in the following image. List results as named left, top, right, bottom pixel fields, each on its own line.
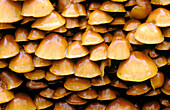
left=77, top=3, right=86, bottom=16
left=35, top=33, right=68, bottom=60
left=125, top=0, right=137, bottom=7
left=34, top=95, right=53, bottom=110
left=45, top=71, right=64, bottom=81
left=161, top=79, right=170, bottom=95
left=117, top=51, right=158, bottom=82
left=62, top=4, right=79, bottom=17
left=26, top=80, right=47, bottom=89
left=0, top=81, right=14, bottom=104
left=23, top=42, right=38, bottom=54
left=110, top=78, right=128, bottom=89
left=66, top=94, right=87, bottom=105
left=15, top=28, right=29, bottom=42
left=87, top=25, right=108, bottom=34
left=65, top=18, right=80, bottom=29
left=106, top=97, right=137, bottom=110
left=24, top=70, right=45, bottom=80
left=52, top=87, right=71, bottom=99
left=9, top=49, right=34, bottom=73
left=32, top=11, right=65, bottom=31
left=90, top=43, right=108, bottom=61
left=39, top=88, right=55, bottom=98
left=123, top=19, right=141, bottom=31
left=91, top=75, right=111, bottom=86
left=100, top=59, right=111, bottom=77
left=58, top=0, right=71, bottom=12
left=0, top=0, right=23, bottom=23
left=0, top=71, right=23, bottom=90
left=97, top=88, right=117, bottom=100
left=113, top=29, right=126, bottom=37
left=153, top=56, right=168, bottom=67
left=0, top=60, right=8, bottom=68
left=142, top=101, right=161, bottom=110
left=110, top=17, right=125, bottom=25
left=77, top=88, right=97, bottom=99
left=88, top=10, right=113, bottom=25
left=73, top=32, right=83, bottom=41
left=163, top=28, right=170, bottom=37
left=5, top=92, right=37, bottom=110
left=86, top=102, right=106, bottom=110
left=54, top=102, right=76, bottom=110
left=0, top=23, right=15, bottom=29
left=27, top=29, right=45, bottom=40
left=107, top=36, right=132, bottom=60
left=33, top=56, right=52, bottom=67
left=21, top=0, right=54, bottom=17
left=146, top=8, right=170, bottom=27
left=75, top=56, right=102, bottom=78
left=160, top=98, right=170, bottom=107
left=50, top=59, right=74, bottom=76
left=80, top=18, right=87, bottom=30
left=126, top=83, right=151, bottom=95
left=150, top=71, right=164, bottom=89
left=103, top=33, right=113, bottom=43
left=64, top=77, right=91, bottom=91
left=21, top=17, right=35, bottom=25
left=100, top=1, right=126, bottom=12
left=126, top=31, right=144, bottom=45
left=149, top=49, right=159, bottom=58
left=0, top=34, right=20, bottom=59
left=134, top=22, right=164, bottom=44
left=155, top=41, right=170, bottom=50
left=145, top=89, right=161, bottom=96
left=82, top=30, right=104, bottom=45
left=151, top=0, right=170, bottom=5
left=66, top=41, right=89, bottom=58
left=89, top=2, right=101, bottom=10
left=52, top=25, right=67, bottom=33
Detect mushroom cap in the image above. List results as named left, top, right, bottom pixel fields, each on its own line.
left=103, top=33, right=113, bottom=43
left=72, top=32, right=83, bottom=41
left=150, top=72, right=164, bottom=89
left=100, top=59, right=111, bottom=77
left=9, top=49, right=34, bottom=73
left=5, top=92, right=37, bottom=110
left=15, top=28, right=29, bottom=42
left=77, top=3, right=86, bottom=16
left=75, top=56, right=102, bottom=78
left=145, top=89, right=161, bottom=96
left=34, top=95, right=53, bottom=110
left=0, top=23, right=15, bottom=29
left=153, top=56, right=168, bottom=67
left=161, top=79, right=170, bottom=95
left=52, top=25, right=67, bottom=33
left=27, top=29, right=45, bottom=40
left=35, top=33, right=68, bottom=60
left=65, top=18, right=80, bottom=29
left=57, top=0, right=71, bottom=12
left=0, top=0, right=23, bottom=23
left=107, top=36, right=132, bottom=60
left=80, top=18, right=87, bottom=30
left=134, top=22, right=164, bottom=44
left=0, top=71, right=23, bottom=90
left=26, top=80, right=47, bottom=89
left=146, top=8, right=170, bottom=27
left=64, top=77, right=91, bottom=91
left=33, top=56, right=52, bottom=67
left=87, top=25, right=108, bottom=33
left=66, top=41, right=89, bottom=58
left=117, top=51, right=158, bottom=82
left=159, top=98, right=170, bottom=107
left=77, top=88, right=97, bottom=99
left=151, top=0, right=170, bottom=5
left=62, top=4, right=79, bottom=17
left=54, top=102, right=75, bottom=110
left=21, top=0, right=54, bottom=17
left=66, top=94, right=87, bottom=105
left=32, top=11, right=65, bottom=31
left=155, top=41, right=170, bottom=50
left=86, top=102, right=106, bottom=110
left=163, top=28, right=170, bottom=37
left=125, top=0, right=137, bottom=7
left=106, top=97, right=137, bottom=110
left=45, top=71, right=64, bottom=81
left=0, top=34, right=20, bottom=59
left=23, top=42, right=38, bottom=54
left=50, top=59, right=74, bottom=76
left=100, top=1, right=126, bottom=12
left=123, top=19, right=141, bottom=31
left=82, top=30, right=104, bottom=45
left=90, top=43, right=108, bottom=61
left=39, top=88, right=55, bottom=98
left=142, top=101, right=161, bottom=110
left=0, top=60, right=8, bottom=68
left=88, top=10, right=113, bottom=25
left=91, top=75, right=111, bottom=86
left=126, top=31, right=144, bottom=45
left=89, top=2, right=101, bottom=10
left=52, top=87, right=71, bottom=99
left=110, top=78, right=128, bottom=89
left=110, top=17, right=125, bottom=25
left=113, top=29, right=126, bottom=37
left=97, top=88, right=117, bottom=100
left=24, top=70, right=45, bottom=80
left=21, top=17, right=35, bottom=25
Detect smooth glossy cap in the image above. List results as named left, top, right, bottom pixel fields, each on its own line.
left=39, top=88, right=55, bottom=98
left=88, top=10, right=113, bottom=25
left=75, top=56, right=102, bottom=78
left=155, top=41, right=170, bottom=50
left=64, top=77, right=91, bottom=91
left=62, top=4, right=79, bottom=17
left=125, top=0, right=137, bottom=7
left=77, top=88, right=97, bottom=99
left=24, top=70, right=45, bottom=80
left=150, top=72, right=164, bottom=89
left=15, top=28, right=29, bottom=42
left=153, top=56, right=168, bottom=67
left=52, top=25, right=67, bottom=33
left=66, top=94, right=87, bottom=105
left=86, top=102, right=106, bottom=110
left=146, top=8, right=170, bottom=27
left=5, top=92, right=36, bottom=110
left=161, top=79, right=170, bottom=95
left=54, top=102, right=75, bottom=110
left=21, top=0, right=54, bottom=17
left=123, top=19, right=141, bottom=31
left=126, top=31, right=144, bottom=45
left=35, top=33, right=68, bottom=60
left=97, top=88, right=117, bottom=100
left=0, top=60, right=8, bottom=68
left=89, top=2, right=101, bottom=10
left=21, top=17, right=35, bottom=25
left=110, top=17, right=125, bottom=25
left=66, top=41, right=89, bottom=58
left=50, top=59, right=74, bottom=76
left=91, top=75, right=111, bottom=86
left=65, top=18, right=80, bottom=29
left=110, top=78, right=128, bottom=89
left=34, top=95, right=53, bottom=109
left=27, top=29, right=45, bottom=40
left=103, top=33, right=113, bottom=43
left=58, top=0, right=71, bottom=12
left=0, top=34, right=20, bottom=59
left=142, top=101, right=160, bottom=110
left=26, top=80, right=47, bottom=89
left=0, top=23, right=15, bottom=29
left=134, top=22, right=164, bottom=44
left=87, top=25, right=108, bottom=33
left=113, top=29, right=126, bottom=37
left=52, top=87, right=71, bottom=99
left=145, top=89, right=161, bottom=96
left=163, top=28, right=170, bottom=37
left=117, top=51, right=158, bottom=82
left=32, top=11, right=65, bottom=31
left=23, top=42, right=38, bottom=54
left=111, top=0, right=127, bottom=1
left=33, top=56, right=52, bottom=67
left=0, top=0, right=23, bottom=23
left=45, top=71, right=64, bottom=81
left=151, top=0, right=170, bottom=5
left=100, top=1, right=126, bottom=12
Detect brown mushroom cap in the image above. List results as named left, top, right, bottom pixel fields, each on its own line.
left=0, top=34, right=20, bottom=59
left=148, top=49, right=159, bottom=58
left=91, top=75, right=111, bottom=86
left=146, top=8, right=170, bottom=27
left=9, top=49, right=34, bottom=73
left=163, top=28, right=170, bottom=37
left=89, top=2, right=101, bottom=10
left=97, top=88, right=117, bottom=100
left=77, top=88, right=97, bottom=99
left=151, top=0, right=170, bottom=5
left=27, top=29, right=45, bottom=40
left=106, top=97, right=137, bottom=110
left=75, top=56, right=102, bottom=78
left=0, top=0, right=23, bottom=23
left=100, top=59, right=111, bottom=77
left=125, top=0, right=137, bottom=7
left=62, top=4, right=79, bottom=17
left=52, top=87, right=71, bottom=99
left=0, top=23, right=15, bottom=29
left=160, top=98, right=170, bottom=107
left=5, top=92, right=37, bottom=110
left=45, top=71, right=64, bottom=81
left=110, top=78, right=128, bottom=89
left=161, top=79, right=170, bottom=95
left=126, top=31, right=144, bottom=45
left=117, top=51, right=158, bottom=82
left=26, top=80, right=48, bottom=89
left=110, top=17, right=125, bottom=25
left=54, top=102, right=76, bottom=110
left=150, top=71, right=164, bottom=89
left=32, top=11, right=65, bottom=31
left=142, top=101, right=161, bottom=110
left=33, top=56, right=52, bottom=67
left=64, top=77, right=91, bottom=91
left=65, top=18, right=80, bottom=29
left=155, top=41, right=170, bottom=50
left=153, top=56, right=168, bottom=67
left=88, top=10, right=113, bottom=25
left=103, top=33, right=113, bottom=43
left=35, top=33, right=68, bottom=60
left=145, top=89, right=161, bottom=96
left=23, top=42, right=38, bottom=54
left=52, top=25, right=67, bottom=33
left=39, top=88, right=55, bottom=98
left=85, top=102, right=106, bottom=110
left=21, top=17, right=35, bottom=25
left=21, top=0, right=54, bottom=17
left=15, top=28, right=29, bottom=42
left=24, top=70, right=45, bottom=80
left=123, top=19, right=141, bottom=31
left=87, top=25, right=108, bottom=33
left=66, top=94, right=87, bottom=105
left=0, top=60, right=8, bottom=69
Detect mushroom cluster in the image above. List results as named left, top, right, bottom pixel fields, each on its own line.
left=0, top=0, right=170, bottom=109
